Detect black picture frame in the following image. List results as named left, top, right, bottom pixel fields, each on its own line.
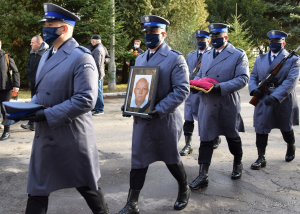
left=123, top=66, right=160, bottom=118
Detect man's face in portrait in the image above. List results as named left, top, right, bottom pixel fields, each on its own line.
left=134, top=78, right=149, bottom=106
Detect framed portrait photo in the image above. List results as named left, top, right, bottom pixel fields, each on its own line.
left=123, top=66, right=160, bottom=118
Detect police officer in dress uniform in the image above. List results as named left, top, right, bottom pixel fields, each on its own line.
left=249, top=30, right=300, bottom=170
left=119, top=15, right=190, bottom=213
left=180, top=30, right=221, bottom=156
left=24, top=3, right=109, bottom=214
left=189, top=23, right=249, bottom=190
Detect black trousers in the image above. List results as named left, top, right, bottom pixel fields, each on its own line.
left=25, top=186, right=108, bottom=214
left=183, top=120, right=194, bottom=136
left=0, top=89, right=11, bottom=119
left=256, top=130, right=295, bottom=147
left=198, top=136, right=243, bottom=165
left=130, top=161, right=186, bottom=190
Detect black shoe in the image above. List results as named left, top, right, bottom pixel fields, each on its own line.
left=93, top=111, right=104, bottom=116
left=21, top=121, right=35, bottom=131
left=174, top=181, right=191, bottom=211
left=189, top=164, right=209, bottom=190
left=286, top=143, right=295, bottom=162
left=0, top=131, right=10, bottom=141
left=213, top=136, right=221, bottom=149
left=118, top=189, right=140, bottom=214
left=251, top=147, right=266, bottom=170
left=179, top=136, right=193, bottom=156
left=251, top=156, right=267, bottom=170
left=231, top=163, right=243, bottom=180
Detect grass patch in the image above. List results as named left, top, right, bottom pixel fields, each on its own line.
left=17, top=84, right=128, bottom=99
left=103, top=84, right=127, bottom=93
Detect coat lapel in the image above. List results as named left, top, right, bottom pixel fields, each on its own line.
left=265, top=49, right=287, bottom=74
left=36, top=38, right=78, bottom=86
left=146, top=42, right=169, bottom=66
left=207, top=44, right=233, bottom=70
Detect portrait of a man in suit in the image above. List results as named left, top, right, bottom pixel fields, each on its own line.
left=130, top=77, right=150, bottom=108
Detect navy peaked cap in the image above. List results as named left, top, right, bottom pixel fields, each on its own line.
left=39, top=3, right=80, bottom=26
left=195, top=30, right=210, bottom=38
left=141, top=15, right=170, bottom=31
left=2, top=102, right=43, bottom=120
left=267, top=30, right=288, bottom=40
left=208, top=23, right=230, bottom=36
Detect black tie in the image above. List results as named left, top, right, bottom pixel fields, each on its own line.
left=272, top=55, right=276, bottom=61
left=149, top=52, right=154, bottom=60
left=198, top=53, right=203, bottom=60
left=215, top=51, right=219, bottom=58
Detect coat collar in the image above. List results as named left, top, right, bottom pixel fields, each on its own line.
left=204, top=43, right=234, bottom=74
left=139, top=42, right=170, bottom=66
left=261, top=49, right=288, bottom=74
left=36, top=38, right=78, bottom=86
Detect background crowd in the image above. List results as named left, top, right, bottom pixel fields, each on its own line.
left=0, top=0, right=300, bottom=88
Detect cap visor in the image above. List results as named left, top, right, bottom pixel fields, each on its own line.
left=269, top=38, right=284, bottom=41
left=142, top=26, right=161, bottom=32
left=210, top=32, right=224, bottom=36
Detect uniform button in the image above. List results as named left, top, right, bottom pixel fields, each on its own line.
left=36, top=135, right=39, bottom=138
left=46, top=92, right=50, bottom=95
left=217, top=75, right=219, bottom=77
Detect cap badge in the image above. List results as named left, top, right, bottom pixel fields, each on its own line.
left=198, top=30, right=200, bottom=34
left=145, top=16, right=150, bottom=23
left=272, top=31, right=275, bottom=36
left=44, top=5, right=48, bottom=15
left=210, top=24, right=213, bottom=29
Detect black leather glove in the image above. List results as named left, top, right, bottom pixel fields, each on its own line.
left=141, top=109, right=158, bottom=121
left=251, top=89, right=263, bottom=99
left=121, top=105, right=131, bottom=118
left=190, top=88, right=199, bottom=94
left=25, top=109, right=46, bottom=122
left=264, top=95, right=279, bottom=106
left=210, top=83, right=221, bottom=94
left=148, top=109, right=158, bottom=117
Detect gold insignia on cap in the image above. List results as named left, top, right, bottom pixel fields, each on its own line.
left=145, top=16, right=150, bottom=23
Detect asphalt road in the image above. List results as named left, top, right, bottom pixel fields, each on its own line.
left=0, top=86, right=300, bottom=214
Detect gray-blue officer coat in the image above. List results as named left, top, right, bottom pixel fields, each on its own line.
left=196, top=43, right=249, bottom=141
left=184, top=47, right=211, bottom=121
left=27, top=38, right=100, bottom=196
left=132, top=42, right=190, bottom=169
left=248, top=49, right=300, bottom=134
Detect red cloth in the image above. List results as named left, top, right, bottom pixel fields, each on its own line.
left=190, top=77, right=219, bottom=93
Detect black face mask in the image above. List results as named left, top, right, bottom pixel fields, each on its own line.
left=211, top=37, right=225, bottom=49
left=145, top=34, right=161, bottom=49
left=269, top=42, right=283, bottom=53
left=197, top=41, right=207, bottom=50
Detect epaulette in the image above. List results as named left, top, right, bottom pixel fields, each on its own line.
left=235, top=48, right=244, bottom=53
left=171, top=49, right=182, bottom=55
left=77, top=46, right=91, bottom=54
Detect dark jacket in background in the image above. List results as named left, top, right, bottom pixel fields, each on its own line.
left=26, top=42, right=49, bottom=86
left=90, top=43, right=109, bottom=80
left=0, top=50, right=20, bottom=90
